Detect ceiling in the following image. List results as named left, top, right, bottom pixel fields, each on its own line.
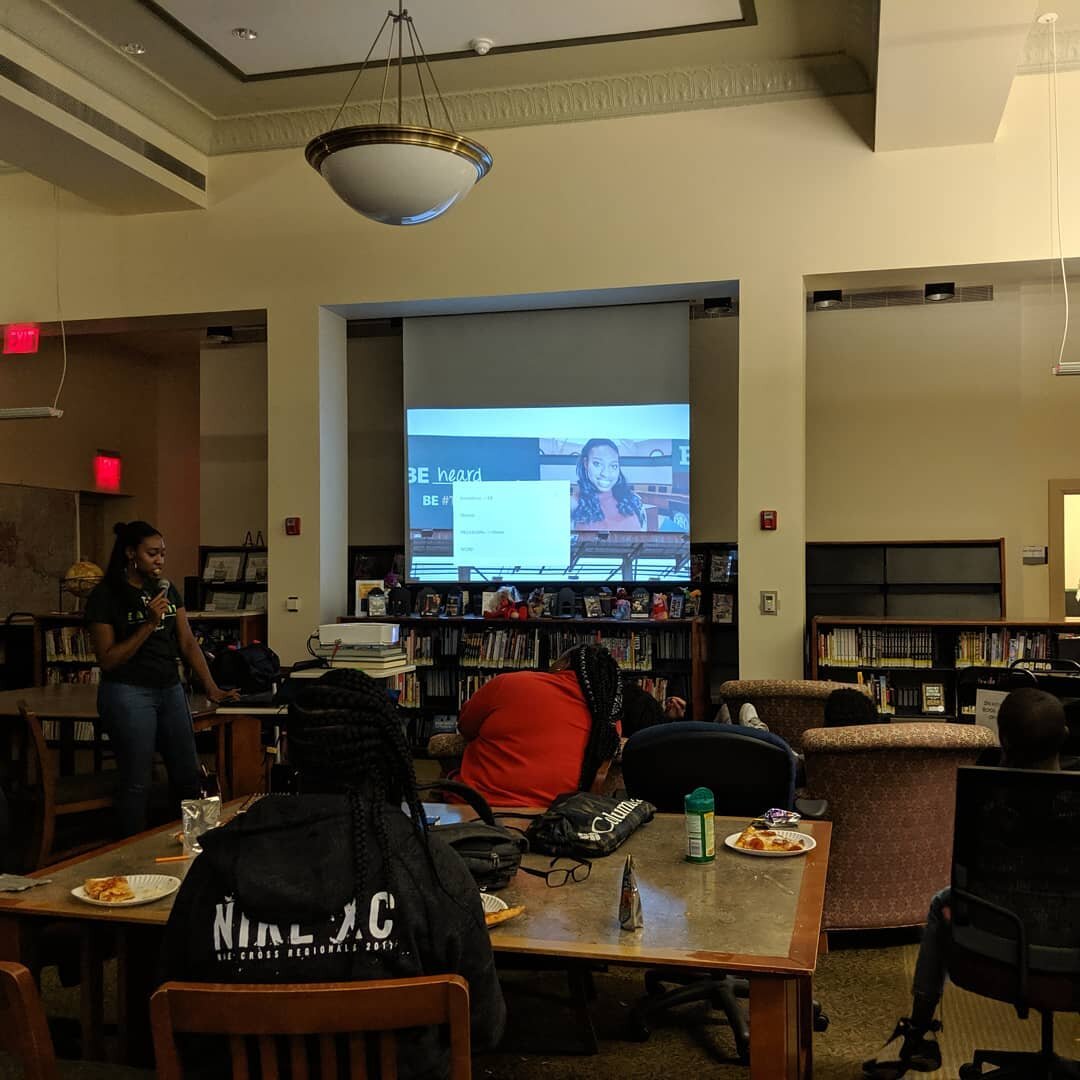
left=43, top=0, right=859, bottom=117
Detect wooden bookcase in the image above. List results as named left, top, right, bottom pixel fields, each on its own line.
left=196, top=545, right=268, bottom=614
left=810, top=616, right=1080, bottom=721
left=340, top=614, right=709, bottom=752
left=186, top=610, right=268, bottom=649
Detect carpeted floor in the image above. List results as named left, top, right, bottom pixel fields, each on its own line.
left=9, top=931, right=1079, bottom=1078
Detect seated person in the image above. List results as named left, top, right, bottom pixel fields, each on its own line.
left=620, top=679, right=686, bottom=738
left=455, top=644, right=622, bottom=807
left=162, top=668, right=505, bottom=1078
left=864, top=687, right=1068, bottom=1079
left=824, top=687, right=884, bottom=727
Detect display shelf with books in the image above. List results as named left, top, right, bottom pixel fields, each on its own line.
left=338, top=614, right=709, bottom=734
left=810, top=616, right=1080, bottom=721
left=32, top=613, right=100, bottom=689
left=687, top=542, right=739, bottom=698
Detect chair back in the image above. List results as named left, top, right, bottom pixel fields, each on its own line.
left=151, top=975, right=472, bottom=1080
left=4, top=705, right=54, bottom=872
left=621, top=722, right=796, bottom=814
left=718, top=679, right=873, bottom=748
left=0, top=961, right=59, bottom=1080
left=948, top=766, right=1080, bottom=1014
left=802, top=722, right=997, bottom=930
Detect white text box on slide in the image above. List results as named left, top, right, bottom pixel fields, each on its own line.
left=452, top=481, right=570, bottom=568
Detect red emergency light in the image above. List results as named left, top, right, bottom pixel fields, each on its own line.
left=3, top=324, right=40, bottom=354
left=94, top=452, right=123, bottom=492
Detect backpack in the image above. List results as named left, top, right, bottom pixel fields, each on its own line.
left=211, top=642, right=281, bottom=694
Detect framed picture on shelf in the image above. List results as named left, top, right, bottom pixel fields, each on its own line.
left=204, top=590, right=243, bottom=612
left=247, top=591, right=267, bottom=612
left=202, top=552, right=244, bottom=583
left=583, top=595, right=602, bottom=618
left=354, top=579, right=384, bottom=616
left=244, top=553, right=268, bottom=583
left=712, top=592, right=734, bottom=624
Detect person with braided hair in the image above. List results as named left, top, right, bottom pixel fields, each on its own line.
left=162, top=668, right=505, bottom=1078
left=456, top=643, right=624, bottom=806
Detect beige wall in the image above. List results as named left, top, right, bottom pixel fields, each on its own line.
left=0, top=336, right=200, bottom=580
left=3, top=73, right=1080, bottom=665
left=806, top=284, right=1080, bottom=619
left=199, top=342, right=268, bottom=547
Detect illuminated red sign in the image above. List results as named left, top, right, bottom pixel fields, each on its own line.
left=94, top=453, right=122, bottom=492
left=3, top=324, right=40, bottom=354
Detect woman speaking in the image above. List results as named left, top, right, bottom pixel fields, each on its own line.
left=86, top=521, right=237, bottom=836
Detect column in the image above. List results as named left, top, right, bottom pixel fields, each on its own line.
left=266, top=303, right=348, bottom=663
left=737, top=272, right=807, bottom=679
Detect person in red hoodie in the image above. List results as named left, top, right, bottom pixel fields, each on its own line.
left=456, top=644, right=622, bottom=807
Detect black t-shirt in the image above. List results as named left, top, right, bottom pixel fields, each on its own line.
left=85, top=579, right=184, bottom=688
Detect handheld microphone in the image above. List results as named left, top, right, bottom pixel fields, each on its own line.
left=156, top=576, right=171, bottom=597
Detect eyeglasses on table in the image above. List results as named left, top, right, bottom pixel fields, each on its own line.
left=519, top=857, right=592, bottom=887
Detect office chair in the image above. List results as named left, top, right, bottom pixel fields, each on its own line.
left=621, top=722, right=828, bottom=1064
left=948, top=766, right=1080, bottom=1079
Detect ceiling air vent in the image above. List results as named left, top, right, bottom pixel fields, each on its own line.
left=807, top=284, right=994, bottom=312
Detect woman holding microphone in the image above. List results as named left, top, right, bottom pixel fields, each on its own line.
left=86, top=521, right=237, bottom=836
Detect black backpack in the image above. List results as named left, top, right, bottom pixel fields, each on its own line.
left=211, top=642, right=281, bottom=694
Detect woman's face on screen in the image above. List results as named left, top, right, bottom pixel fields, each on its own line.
left=585, top=444, right=620, bottom=492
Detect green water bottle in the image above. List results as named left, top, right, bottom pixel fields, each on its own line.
left=685, top=786, right=715, bottom=862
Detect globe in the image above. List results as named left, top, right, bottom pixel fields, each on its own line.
left=62, top=560, right=104, bottom=599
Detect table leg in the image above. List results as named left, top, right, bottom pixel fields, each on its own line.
left=228, top=714, right=264, bottom=797
left=0, top=914, right=34, bottom=966
left=117, top=924, right=162, bottom=1066
left=79, top=926, right=107, bottom=1061
left=749, top=974, right=805, bottom=1080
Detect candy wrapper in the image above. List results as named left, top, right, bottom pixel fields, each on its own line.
left=181, top=796, right=221, bottom=855
left=752, top=807, right=802, bottom=829
left=619, top=853, right=644, bottom=931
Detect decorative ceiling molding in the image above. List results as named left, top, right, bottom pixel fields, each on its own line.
left=1018, top=25, right=1080, bottom=74
left=8, top=0, right=214, bottom=152
left=212, top=53, right=869, bottom=155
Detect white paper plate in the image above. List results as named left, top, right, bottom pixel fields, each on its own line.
left=481, top=893, right=508, bottom=915
left=71, top=874, right=182, bottom=907
left=724, top=829, right=816, bottom=858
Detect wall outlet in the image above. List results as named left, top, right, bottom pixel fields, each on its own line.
left=760, top=590, right=778, bottom=615
left=286, top=596, right=301, bottom=612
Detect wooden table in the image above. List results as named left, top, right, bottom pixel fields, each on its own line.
left=0, top=806, right=829, bottom=1078
left=0, top=684, right=265, bottom=799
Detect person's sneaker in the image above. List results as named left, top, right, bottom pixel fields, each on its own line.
left=739, top=702, right=770, bottom=732
left=862, top=1018, right=942, bottom=1078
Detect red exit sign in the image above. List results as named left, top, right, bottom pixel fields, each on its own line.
left=3, top=324, right=40, bottom=354
left=94, top=452, right=123, bottom=492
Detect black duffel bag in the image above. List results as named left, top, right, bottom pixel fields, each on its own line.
left=211, top=642, right=281, bottom=694
left=416, top=780, right=528, bottom=892
left=526, top=791, right=656, bottom=858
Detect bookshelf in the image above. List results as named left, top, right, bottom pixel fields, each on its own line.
left=806, top=540, right=1005, bottom=624
left=688, top=542, right=739, bottom=700
left=33, top=613, right=100, bottom=688
left=195, top=545, right=268, bottom=614
left=810, top=616, right=1080, bottom=721
left=186, top=610, right=268, bottom=650
left=340, top=614, right=709, bottom=753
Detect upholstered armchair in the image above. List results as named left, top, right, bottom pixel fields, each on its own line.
left=801, top=722, right=998, bottom=932
left=718, top=679, right=874, bottom=748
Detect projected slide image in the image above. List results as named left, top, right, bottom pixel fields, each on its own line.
left=406, top=405, right=690, bottom=583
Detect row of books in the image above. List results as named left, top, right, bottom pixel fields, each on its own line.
left=386, top=671, right=421, bottom=708
left=401, top=627, right=462, bottom=665
left=43, top=626, right=95, bottom=662
left=955, top=629, right=1051, bottom=666
left=44, top=665, right=100, bottom=685
left=818, top=627, right=936, bottom=668
left=41, top=718, right=97, bottom=743
left=546, top=629, right=674, bottom=671
left=458, top=628, right=541, bottom=669
left=633, top=676, right=674, bottom=702
left=861, top=674, right=924, bottom=714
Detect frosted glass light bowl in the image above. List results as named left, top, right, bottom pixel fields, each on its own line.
left=306, top=125, right=493, bottom=225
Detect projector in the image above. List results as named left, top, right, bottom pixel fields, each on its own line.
left=318, top=623, right=400, bottom=648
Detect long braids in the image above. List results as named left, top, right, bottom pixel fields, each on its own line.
left=288, top=668, right=429, bottom=910
left=565, top=644, right=623, bottom=790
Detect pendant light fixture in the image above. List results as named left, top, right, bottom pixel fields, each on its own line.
left=306, top=2, right=493, bottom=226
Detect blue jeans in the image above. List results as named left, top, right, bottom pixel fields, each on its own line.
left=98, top=682, right=201, bottom=837
left=912, top=887, right=952, bottom=1006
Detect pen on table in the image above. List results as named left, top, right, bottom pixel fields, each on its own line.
left=155, top=855, right=191, bottom=863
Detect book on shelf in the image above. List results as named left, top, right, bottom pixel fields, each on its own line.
left=710, top=549, right=736, bottom=584
left=202, top=552, right=244, bottom=583
left=43, top=625, right=95, bottom=662
left=819, top=626, right=935, bottom=668
left=711, top=593, right=734, bottom=624
left=689, top=552, right=706, bottom=582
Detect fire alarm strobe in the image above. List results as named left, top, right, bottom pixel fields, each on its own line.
left=285, top=517, right=301, bottom=536
left=760, top=510, right=778, bottom=531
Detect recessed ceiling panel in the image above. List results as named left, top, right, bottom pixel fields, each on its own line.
left=146, top=0, right=751, bottom=78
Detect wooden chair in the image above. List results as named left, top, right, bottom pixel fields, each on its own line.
left=0, top=961, right=59, bottom=1080
left=8, top=703, right=116, bottom=870
left=151, top=975, right=472, bottom=1080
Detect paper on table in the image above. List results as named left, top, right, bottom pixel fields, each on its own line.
left=0, top=874, right=51, bottom=892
